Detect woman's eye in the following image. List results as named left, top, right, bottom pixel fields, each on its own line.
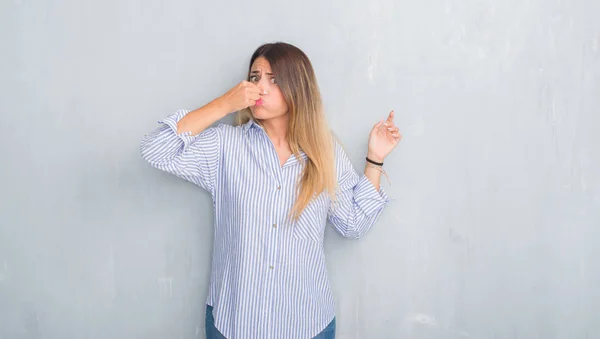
left=249, top=75, right=259, bottom=82
left=270, top=77, right=277, bottom=84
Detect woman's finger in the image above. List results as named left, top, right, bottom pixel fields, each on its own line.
left=386, top=110, right=395, bottom=123
left=374, top=120, right=385, bottom=134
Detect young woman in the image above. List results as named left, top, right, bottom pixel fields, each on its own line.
left=140, top=42, right=402, bottom=339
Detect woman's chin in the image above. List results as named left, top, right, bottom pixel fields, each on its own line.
left=250, top=107, right=288, bottom=121
left=250, top=107, right=271, bottom=119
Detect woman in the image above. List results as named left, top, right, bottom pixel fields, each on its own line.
left=140, top=42, right=402, bottom=339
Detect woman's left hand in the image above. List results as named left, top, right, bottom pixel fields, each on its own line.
left=367, top=110, right=402, bottom=162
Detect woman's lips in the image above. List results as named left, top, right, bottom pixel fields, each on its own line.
left=255, top=98, right=264, bottom=106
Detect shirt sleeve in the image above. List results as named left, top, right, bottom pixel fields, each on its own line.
left=327, top=141, right=391, bottom=239
left=140, top=108, right=222, bottom=194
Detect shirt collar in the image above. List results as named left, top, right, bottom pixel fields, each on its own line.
left=243, top=118, right=262, bottom=133
left=243, top=119, right=309, bottom=163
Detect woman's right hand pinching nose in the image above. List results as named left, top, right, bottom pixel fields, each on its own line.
left=219, top=81, right=262, bottom=113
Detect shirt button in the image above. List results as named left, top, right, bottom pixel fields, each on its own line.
left=269, top=265, right=274, bottom=270
left=273, top=223, right=277, bottom=228
left=277, top=186, right=281, bottom=190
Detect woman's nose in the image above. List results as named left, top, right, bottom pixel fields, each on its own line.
left=258, top=80, right=268, bottom=95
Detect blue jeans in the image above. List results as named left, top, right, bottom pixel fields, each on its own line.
left=205, top=305, right=336, bottom=339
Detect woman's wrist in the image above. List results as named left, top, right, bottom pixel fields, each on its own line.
left=366, top=152, right=384, bottom=165
left=364, top=160, right=391, bottom=186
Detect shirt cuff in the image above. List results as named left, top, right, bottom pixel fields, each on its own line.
left=353, top=174, right=391, bottom=215
left=159, top=108, right=196, bottom=148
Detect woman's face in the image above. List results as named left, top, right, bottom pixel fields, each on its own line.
left=248, top=57, right=288, bottom=120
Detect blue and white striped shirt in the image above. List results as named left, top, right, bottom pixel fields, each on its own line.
left=140, top=109, right=390, bottom=339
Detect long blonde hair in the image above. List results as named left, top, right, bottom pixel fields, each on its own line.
left=236, top=42, right=336, bottom=221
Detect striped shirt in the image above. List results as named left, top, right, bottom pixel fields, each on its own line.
left=140, top=108, right=390, bottom=339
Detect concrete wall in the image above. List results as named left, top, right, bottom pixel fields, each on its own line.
left=1, top=0, right=599, bottom=337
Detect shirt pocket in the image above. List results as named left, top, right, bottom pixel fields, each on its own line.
left=292, top=194, right=329, bottom=242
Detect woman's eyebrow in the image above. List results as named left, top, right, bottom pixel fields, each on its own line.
left=250, top=70, right=274, bottom=75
